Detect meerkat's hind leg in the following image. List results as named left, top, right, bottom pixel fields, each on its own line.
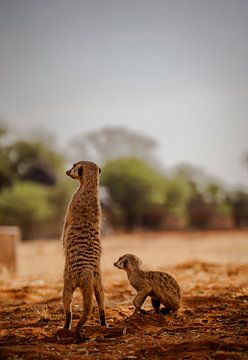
left=76, top=271, right=94, bottom=341
left=151, top=297, right=161, bottom=314
left=62, top=280, right=74, bottom=329
left=94, top=272, right=107, bottom=326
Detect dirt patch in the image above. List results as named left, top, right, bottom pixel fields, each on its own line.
left=1, top=262, right=247, bottom=359
left=0, top=232, right=248, bottom=359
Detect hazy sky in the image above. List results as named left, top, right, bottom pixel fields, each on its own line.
left=0, top=0, right=248, bottom=188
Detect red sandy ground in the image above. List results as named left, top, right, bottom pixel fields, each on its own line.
left=0, top=231, right=248, bottom=360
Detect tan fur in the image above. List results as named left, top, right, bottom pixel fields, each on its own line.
left=62, top=161, right=106, bottom=339
left=114, top=254, right=181, bottom=315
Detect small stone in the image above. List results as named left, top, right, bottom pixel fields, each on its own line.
left=123, top=326, right=127, bottom=336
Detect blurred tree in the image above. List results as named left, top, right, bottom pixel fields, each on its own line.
left=3, top=140, right=64, bottom=186
left=163, top=175, right=193, bottom=228
left=48, top=179, right=76, bottom=220
left=205, top=182, right=222, bottom=203
left=171, top=162, right=208, bottom=188
left=187, top=191, right=213, bottom=229
left=0, top=182, right=55, bottom=238
left=70, top=126, right=158, bottom=166
left=0, top=123, right=73, bottom=238
left=227, top=191, right=248, bottom=228
left=0, top=124, right=7, bottom=138
left=101, top=157, right=166, bottom=230
left=0, top=150, right=11, bottom=189
left=165, top=176, right=193, bottom=210
left=0, top=123, right=12, bottom=189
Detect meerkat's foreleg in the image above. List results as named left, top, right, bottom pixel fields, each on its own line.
left=133, top=287, right=151, bottom=314
left=62, top=280, right=74, bottom=329
left=151, top=297, right=161, bottom=314
left=94, top=272, right=107, bottom=326
left=76, top=270, right=94, bottom=340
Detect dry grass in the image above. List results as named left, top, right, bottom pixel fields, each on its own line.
left=32, top=304, right=52, bottom=322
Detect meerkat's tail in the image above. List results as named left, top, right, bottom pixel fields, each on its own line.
left=76, top=270, right=94, bottom=340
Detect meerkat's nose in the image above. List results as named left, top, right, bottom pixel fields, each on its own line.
left=113, top=262, right=117, bottom=267
left=66, top=170, right=70, bottom=176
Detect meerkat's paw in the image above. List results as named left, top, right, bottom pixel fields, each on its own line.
left=102, top=321, right=109, bottom=328
left=99, top=314, right=108, bottom=327
left=99, top=320, right=109, bottom=328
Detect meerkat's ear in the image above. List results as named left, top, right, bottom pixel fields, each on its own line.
left=78, top=165, right=83, bottom=177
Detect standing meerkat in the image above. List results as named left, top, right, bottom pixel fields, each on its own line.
left=114, top=254, right=181, bottom=315
left=62, top=160, right=107, bottom=340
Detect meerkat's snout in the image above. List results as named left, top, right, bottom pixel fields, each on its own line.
left=113, top=260, right=122, bottom=269
left=66, top=168, right=75, bottom=178
left=113, top=258, right=122, bottom=269
left=114, top=256, right=128, bottom=270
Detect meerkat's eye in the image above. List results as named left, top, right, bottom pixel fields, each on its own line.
left=78, top=166, right=83, bottom=177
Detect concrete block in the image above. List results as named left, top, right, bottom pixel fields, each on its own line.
left=0, top=226, right=21, bottom=274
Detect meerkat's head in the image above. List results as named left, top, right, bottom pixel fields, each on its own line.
left=114, top=254, right=142, bottom=272
left=66, top=161, right=101, bottom=181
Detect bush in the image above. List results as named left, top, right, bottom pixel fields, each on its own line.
left=101, top=157, right=166, bottom=230
left=0, top=182, right=55, bottom=238
left=164, top=177, right=193, bottom=215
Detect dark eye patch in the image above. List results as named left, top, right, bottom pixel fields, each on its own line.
left=123, top=259, right=128, bottom=268
left=78, top=166, right=83, bottom=177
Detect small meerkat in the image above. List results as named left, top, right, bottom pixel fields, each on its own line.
left=62, top=161, right=107, bottom=340
left=114, top=254, right=181, bottom=315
